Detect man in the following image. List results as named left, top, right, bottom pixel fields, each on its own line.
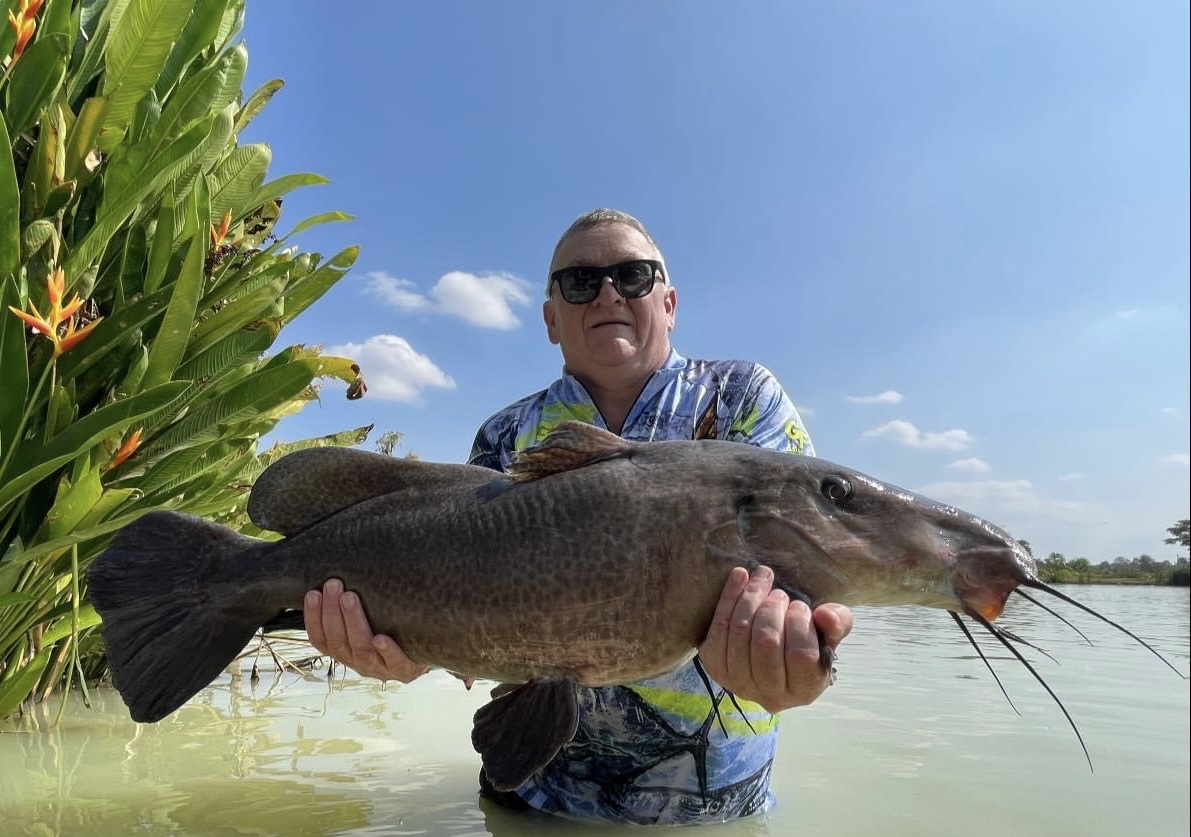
left=305, top=209, right=854, bottom=824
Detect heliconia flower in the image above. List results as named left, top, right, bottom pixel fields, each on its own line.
left=104, top=428, right=143, bottom=472
left=54, top=314, right=102, bottom=357
left=6, top=0, right=41, bottom=63
left=210, top=209, right=233, bottom=248
left=7, top=301, right=54, bottom=336
left=7, top=266, right=102, bottom=358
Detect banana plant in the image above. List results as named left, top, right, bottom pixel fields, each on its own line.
left=0, top=0, right=372, bottom=719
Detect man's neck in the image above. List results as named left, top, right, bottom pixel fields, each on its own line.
left=570, top=367, right=657, bottom=435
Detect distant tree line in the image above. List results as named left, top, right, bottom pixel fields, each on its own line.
left=1038, top=519, right=1190, bottom=586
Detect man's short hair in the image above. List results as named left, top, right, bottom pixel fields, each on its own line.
left=548, top=208, right=666, bottom=295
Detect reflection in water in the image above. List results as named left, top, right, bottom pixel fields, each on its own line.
left=1, top=585, right=1187, bottom=836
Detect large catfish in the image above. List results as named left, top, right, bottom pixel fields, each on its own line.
left=87, top=422, right=1182, bottom=790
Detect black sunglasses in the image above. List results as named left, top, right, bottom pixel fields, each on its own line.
left=549, top=259, right=664, bottom=304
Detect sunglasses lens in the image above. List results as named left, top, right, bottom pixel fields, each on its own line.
left=552, top=261, right=659, bottom=304
left=613, top=262, right=657, bottom=298
left=557, top=268, right=602, bottom=303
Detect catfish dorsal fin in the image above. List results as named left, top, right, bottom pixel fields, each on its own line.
left=248, top=447, right=493, bottom=535
left=506, top=421, right=629, bottom=482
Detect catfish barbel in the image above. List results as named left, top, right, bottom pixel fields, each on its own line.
left=87, top=421, right=1184, bottom=791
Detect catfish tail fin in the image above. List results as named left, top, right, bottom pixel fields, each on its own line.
left=87, top=510, right=264, bottom=723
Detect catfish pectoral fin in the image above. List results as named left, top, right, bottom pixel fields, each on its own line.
left=471, top=679, right=580, bottom=792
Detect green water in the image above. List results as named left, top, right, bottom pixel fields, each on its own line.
left=2, top=585, right=1187, bottom=836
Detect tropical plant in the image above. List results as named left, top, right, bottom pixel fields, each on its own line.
left=0, top=0, right=370, bottom=720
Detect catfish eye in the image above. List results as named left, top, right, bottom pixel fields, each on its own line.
left=820, top=475, right=852, bottom=502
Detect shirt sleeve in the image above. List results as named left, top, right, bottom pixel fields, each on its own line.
left=467, top=422, right=504, bottom=471
left=726, top=364, right=816, bottom=456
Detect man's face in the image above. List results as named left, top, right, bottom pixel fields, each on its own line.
left=543, top=223, right=678, bottom=381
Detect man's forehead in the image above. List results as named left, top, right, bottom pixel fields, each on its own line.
left=551, top=224, right=660, bottom=269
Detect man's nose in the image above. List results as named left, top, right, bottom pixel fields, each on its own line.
left=594, top=276, right=624, bottom=303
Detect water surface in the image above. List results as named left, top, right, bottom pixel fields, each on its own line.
left=2, top=584, right=1187, bottom=836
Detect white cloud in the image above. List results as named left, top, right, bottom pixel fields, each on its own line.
left=862, top=420, right=972, bottom=451
left=364, top=269, right=532, bottom=330
left=1159, top=453, right=1190, bottom=467
left=366, top=273, right=430, bottom=312
left=1115, top=308, right=1142, bottom=320
left=794, top=403, right=814, bottom=418
left=846, top=390, right=903, bottom=405
left=1057, top=472, right=1084, bottom=481
left=1161, top=407, right=1179, bottom=415
left=326, top=335, right=456, bottom=403
left=946, top=457, right=990, bottom=473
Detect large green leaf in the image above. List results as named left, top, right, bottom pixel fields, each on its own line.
left=99, top=0, right=196, bottom=152
left=283, top=210, right=355, bottom=240
left=248, top=173, right=329, bottom=210
left=146, top=361, right=314, bottom=457
left=141, top=232, right=205, bottom=390
left=0, top=118, right=19, bottom=280
left=38, top=468, right=104, bottom=543
left=0, top=382, right=189, bottom=513
left=152, top=0, right=233, bottom=100
left=282, top=245, right=360, bottom=324
left=0, top=278, right=29, bottom=463
left=64, top=115, right=213, bottom=277
left=175, top=321, right=278, bottom=383
left=3, top=34, right=70, bottom=138
left=150, top=42, right=243, bottom=155
left=184, top=278, right=286, bottom=361
left=55, top=284, right=174, bottom=381
left=232, top=78, right=283, bottom=136
left=0, top=648, right=49, bottom=719
left=143, top=192, right=175, bottom=296
left=62, top=97, right=109, bottom=186
left=207, top=143, right=270, bottom=222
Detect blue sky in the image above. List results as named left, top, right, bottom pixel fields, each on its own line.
left=237, top=2, right=1189, bottom=563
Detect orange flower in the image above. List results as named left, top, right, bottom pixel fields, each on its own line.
left=56, top=316, right=102, bottom=356
left=6, top=0, right=43, bottom=63
left=8, top=300, right=54, bottom=336
left=6, top=266, right=102, bottom=358
left=104, top=428, right=143, bottom=473
left=210, top=209, right=232, bottom=247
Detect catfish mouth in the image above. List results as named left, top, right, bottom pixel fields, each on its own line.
left=952, top=544, right=1031, bottom=621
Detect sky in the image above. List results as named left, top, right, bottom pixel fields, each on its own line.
left=236, top=2, right=1189, bottom=564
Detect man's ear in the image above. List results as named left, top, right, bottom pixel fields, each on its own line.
left=664, top=285, right=678, bottom=332
left=543, top=300, right=560, bottom=344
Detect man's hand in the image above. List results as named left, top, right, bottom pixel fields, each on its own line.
left=698, top=565, right=853, bottom=714
left=305, top=579, right=430, bottom=682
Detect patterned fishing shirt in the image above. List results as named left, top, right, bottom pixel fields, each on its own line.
left=467, top=349, right=815, bottom=825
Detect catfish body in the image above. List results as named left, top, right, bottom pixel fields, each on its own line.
left=94, top=421, right=1175, bottom=792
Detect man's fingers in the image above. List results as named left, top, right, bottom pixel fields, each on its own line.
left=319, top=579, right=348, bottom=655
left=340, top=591, right=377, bottom=661
left=725, top=566, right=774, bottom=688
left=701, top=566, right=749, bottom=665
left=373, top=635, right=428, bottom=682
left=305, top=590, right=327, bottom=651
left=783, top=600, right=823, bottom=698
left=749, top=588, right=789, bottom=695
left=812, top=603, right=855, bottom=650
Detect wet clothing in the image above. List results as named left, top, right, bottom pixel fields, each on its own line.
left=468, top=349, right=813, bottom=824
